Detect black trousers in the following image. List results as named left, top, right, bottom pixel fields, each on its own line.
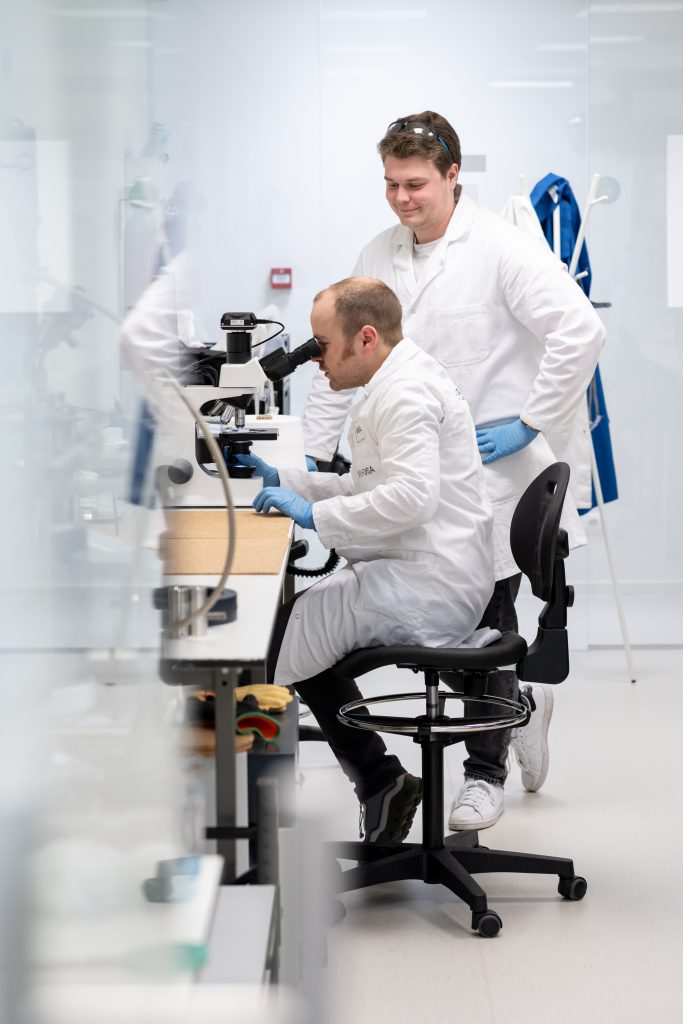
left=267, top=574, right=522, bottom=800
left=462, top=573, right=521, bottom=786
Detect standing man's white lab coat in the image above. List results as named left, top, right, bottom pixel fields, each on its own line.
left=273, top=338, right=494, bottom=685
left=303, top=193, right=606, bottom=580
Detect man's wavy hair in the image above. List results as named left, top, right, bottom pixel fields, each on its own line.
left=378, top=110, right=461, bottom=190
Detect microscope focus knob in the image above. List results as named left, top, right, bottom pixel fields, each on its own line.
left=168, top=459, right=194, bottom=485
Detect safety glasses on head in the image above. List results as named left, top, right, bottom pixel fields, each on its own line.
left=386, top=119, right=454, bottom=162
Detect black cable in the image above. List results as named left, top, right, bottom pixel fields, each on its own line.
left=287, top=549, right=341, bottom=578
left=250, top=319, right=285, bottom=348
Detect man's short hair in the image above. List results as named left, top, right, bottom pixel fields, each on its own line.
left=316, top=277, right=403, bottom=347
left=378, top=110, right=462, bottom=181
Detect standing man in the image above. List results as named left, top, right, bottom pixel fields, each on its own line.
left=302, top=111, right=605, bottom=830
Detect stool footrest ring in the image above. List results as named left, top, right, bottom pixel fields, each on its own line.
left=337, top=691, right=527, bottom=736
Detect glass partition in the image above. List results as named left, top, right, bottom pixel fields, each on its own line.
left=586, top=1, right=683, bottom=646
left=0, top=3, right=197, bottom=1014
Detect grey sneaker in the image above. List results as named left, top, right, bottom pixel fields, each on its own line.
left=359, top=773, right=423, bottom=844
left=510, top=683, right=555, bottom=792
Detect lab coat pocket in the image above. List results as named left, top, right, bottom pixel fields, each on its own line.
left=436, top=304, right=490, bottom=368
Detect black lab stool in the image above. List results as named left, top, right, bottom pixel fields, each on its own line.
left=327, top=463, right=587, bottom=937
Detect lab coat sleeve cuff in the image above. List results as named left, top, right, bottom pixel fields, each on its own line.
left=304, top=445, right=334, bottom=462
left=310, top=499, right=348, bottom=550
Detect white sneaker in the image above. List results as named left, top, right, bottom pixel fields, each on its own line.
left=510, top=683, right=555, bottom=792
left=448, top=778, right=504, bottom=831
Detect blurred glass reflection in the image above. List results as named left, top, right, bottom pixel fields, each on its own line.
left=0, top=3, right=202, bottom=1019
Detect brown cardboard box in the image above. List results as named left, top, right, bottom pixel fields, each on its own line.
left=160, top=509, right=291, bottom=574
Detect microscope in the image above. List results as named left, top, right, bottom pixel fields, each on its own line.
left=160, top=312, right=320, bottom=507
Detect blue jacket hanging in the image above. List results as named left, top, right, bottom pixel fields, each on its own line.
left=531, top=173, right=618, bottom=510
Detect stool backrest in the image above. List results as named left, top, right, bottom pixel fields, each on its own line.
left=510, top=462, right=570, bottom=601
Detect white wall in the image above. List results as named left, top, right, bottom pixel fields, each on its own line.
left=147, top=0, right=683, bottom=647
left=151, top=0, right=324, bottom=408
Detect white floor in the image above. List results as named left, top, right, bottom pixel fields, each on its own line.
left=295, top=649, right=683, bottom=1024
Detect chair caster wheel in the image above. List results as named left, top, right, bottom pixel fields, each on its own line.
left=328, top=898, right=346, bottom=925
left=472, top=910, right=502, bottom=937
left=558, top=875, right=587, bottom=901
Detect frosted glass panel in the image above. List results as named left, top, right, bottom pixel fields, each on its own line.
left=587, top=0, right=683, bottom=645
left=0, top=1, right=193, bottom=1007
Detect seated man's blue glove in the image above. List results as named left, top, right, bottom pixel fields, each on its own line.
left=476, top=418, right=538, bottom=465
left=253, top=487, right=316, bottom=531
left=232, top=452, right=280, bottom=488
left=305, top=455, right=319, bottom=472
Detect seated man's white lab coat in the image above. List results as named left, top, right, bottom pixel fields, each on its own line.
left=272, top=337, right=495, bottom=685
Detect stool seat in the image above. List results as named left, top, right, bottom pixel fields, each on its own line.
left=335, top=630, right=528, bottom=679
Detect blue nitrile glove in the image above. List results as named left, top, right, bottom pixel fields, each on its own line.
left=476, top=418, right=538, bottom=465
left=232, top=452, right=280, bottom=488
left=305, top=456, right=319, bottom=472
left=253, top=487, right=316, bottom=531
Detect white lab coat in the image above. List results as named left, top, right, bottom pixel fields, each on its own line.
left=273, top=338, right=494, bottom=685
left=500, top=194, right=545, bottom=240
left=302, top=193, right=606, bottom=579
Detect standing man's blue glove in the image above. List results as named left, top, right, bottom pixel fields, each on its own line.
left=305, top=456, right=319, bottom=472
left=476, top=418, right=538, bottom=465
left=232, top=452, right=280, bottom=488
left=253, top=487, right=316, bottom=530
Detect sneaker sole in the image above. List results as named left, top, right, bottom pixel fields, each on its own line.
left=448, top=803, right=504, bottom=831
left=368, top=776, right=423, bottom=845
left=520, top=685, right=554, bottom=793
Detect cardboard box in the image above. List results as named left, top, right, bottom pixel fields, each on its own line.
left=160, top=509, right=291, bottom=575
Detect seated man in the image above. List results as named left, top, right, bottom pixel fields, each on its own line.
left=243, top=277, right=495, bottom=843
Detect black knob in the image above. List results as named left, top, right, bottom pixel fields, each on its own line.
left=225, top=439, right=254, bottom=478
left=566, top=585, right=575, bottom=608
left=168, top=459, right=193, bottom=485
left=288, top=539, right=310, bottom=565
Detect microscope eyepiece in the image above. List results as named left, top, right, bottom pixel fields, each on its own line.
left=258, top=337, right=321, bottom=382
left=289, top=336, right=322, bottom=367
